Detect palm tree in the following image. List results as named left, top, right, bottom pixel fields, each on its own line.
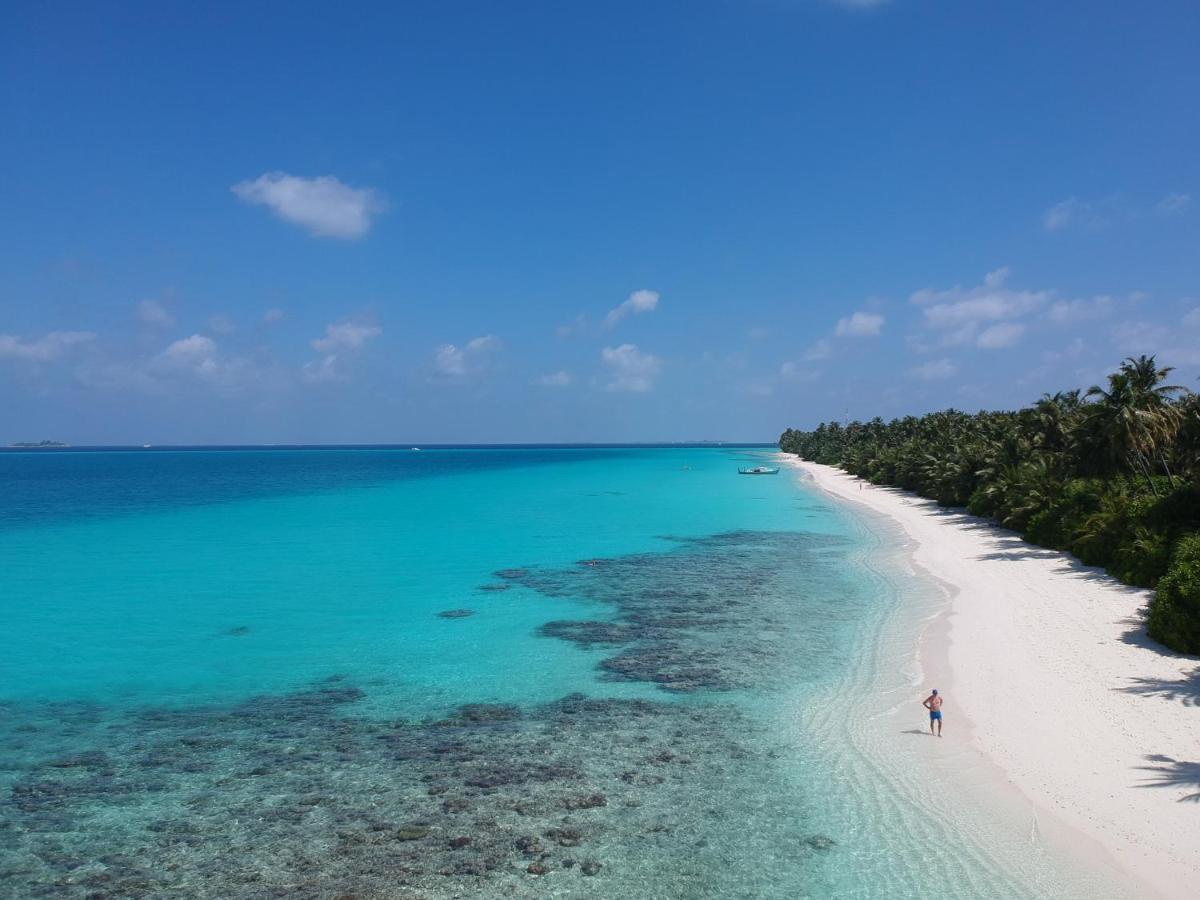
left=1083, top=356, right=1185, bottom=493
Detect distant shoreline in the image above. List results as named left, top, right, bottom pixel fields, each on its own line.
left=783, top=454, right=1200, bottom=900
left=0, top=441, right=778, bottom=453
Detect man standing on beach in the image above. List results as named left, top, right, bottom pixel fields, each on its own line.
left=923, top=689, right=943, bottom=737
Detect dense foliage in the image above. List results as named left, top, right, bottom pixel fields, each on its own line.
left=779, top=356, right=1200, bottom=655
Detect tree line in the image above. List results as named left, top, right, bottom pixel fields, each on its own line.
left=779, top=355, right=1200, bottom=654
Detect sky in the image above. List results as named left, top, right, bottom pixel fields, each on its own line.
left=2, top=0, right=1198, bottom=444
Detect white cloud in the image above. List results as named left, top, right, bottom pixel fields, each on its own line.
left=302, top=354, right=341, bottom=383
left=976, top=322, right=1025, bottom=349
left=311, top=321, right=382, bottom=353
left=262, top=308, right=286, bottom=325
left=434, top=344, right=468, bottom=378
left=433, top=334, right=501, bottom=381
left=803, top=339, right=833, bottom=361
left=747, top=326, right=770, bottom=341
left=1046, top=296, right=1114, bottom=323
left=834, top=311, right=884, bottom=337
left=466, top=335, right=500, bottom=353
left=535, top=370, right=573, bottom=388
left=912, top=267, right=1049, bottom=345
left=604, top=289, right=660, bottom=327
left=300, top=321, right=381, bottom=384
left=139, top=298, right=174, bottom=327
left=232, top=172, right=385, bottom=239
left=159, top=334, right=216, bottom=362
left=601, top=344, right=662, bottom=392
left=911, top=358, right=958, bottom=380
left=1156, top=192, right=1191, bottom=215
left=0, top=331, right=95, bottom=362
left=1183, top=306, right=1200, bottom=328
left=1041, top=197, right=1102, bottom=232
left=151, top=334, right=248, bottom=389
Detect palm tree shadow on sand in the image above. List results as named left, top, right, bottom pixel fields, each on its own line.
left=1134, top=754, right=1200, bottom=802
left=1117, top=664, right=1200, bottom=707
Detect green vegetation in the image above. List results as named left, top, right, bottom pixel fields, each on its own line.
left=779, top=355, right=1200, bottom=655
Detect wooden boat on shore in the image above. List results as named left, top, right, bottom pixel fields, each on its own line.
left=738, top=466, right=779, bottom=475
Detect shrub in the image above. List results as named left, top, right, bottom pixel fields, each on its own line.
left=1147, top=534, right=1200, bottom=655
left=1110, top=526, right=1172, bottom=588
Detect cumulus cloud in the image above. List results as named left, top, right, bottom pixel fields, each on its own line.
left=299, top=320, right=381, bottom=383
left=148, top=334, right=254, bottom=390
left=604, top=290, right=660, bottom=328
left=535, top=370, right=573, bottom=388
left=262, top=308, right=286, bottom=325
left=139, top=298, right=174, bottom=327
left=311, top=321, right=382, bottom=353
left=834, top=311, right=884, bottom=337
left=232, top=172, right=385, bottom=239
left=1156, top=192, right=1191, bottom=215
left=160, top=334, right=215, bottom=360
left=432, top=334, right=501, bottom=381
left=912, top=268, right=1048, bottom=346
left=601, top=344, right=662, bottom=392
left=911, top=358, right=958, bottom=380
left=0, top=331, right=95, bottom=362
left=155, top=335, right=220, bottom=377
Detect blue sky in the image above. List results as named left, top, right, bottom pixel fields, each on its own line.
left=2, top=1, right=1198, bottom=444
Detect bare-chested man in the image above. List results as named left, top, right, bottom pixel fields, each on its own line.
left=922, top=688, right=943, bottom=737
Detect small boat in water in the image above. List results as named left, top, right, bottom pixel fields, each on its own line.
left=738, top=466, right=780, bottom=475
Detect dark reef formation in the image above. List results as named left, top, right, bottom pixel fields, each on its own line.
left=0, top=530, right=854, bottom=898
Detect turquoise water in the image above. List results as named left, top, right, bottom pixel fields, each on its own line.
left=0, top=447, right=1124, bottom=898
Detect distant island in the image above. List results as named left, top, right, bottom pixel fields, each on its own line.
left=8, top=440, right=69, bottom=448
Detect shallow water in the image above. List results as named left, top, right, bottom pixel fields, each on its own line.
left=0, top=447, right=1130, bottom=897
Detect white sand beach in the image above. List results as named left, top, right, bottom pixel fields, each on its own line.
left=786, top=457, right=1200, bottom=899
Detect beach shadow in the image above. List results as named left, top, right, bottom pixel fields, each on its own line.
left=1114, top=614, right=1198, bottom=658
left=900, top=729, right=930, bottom=736
left=1117, top=666, right=1200, bottom=707
left=975, top=547, right=1065, bottom=562
left=890, top=500, right=1150, bottom=589
left=1133, top=754, right=1200, bottom=802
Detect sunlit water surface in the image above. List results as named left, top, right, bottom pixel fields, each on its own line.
left=0, top=447, right=1128, bottom=898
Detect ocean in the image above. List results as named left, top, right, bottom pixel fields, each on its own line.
left=0, top=446, right=1123, bottom=898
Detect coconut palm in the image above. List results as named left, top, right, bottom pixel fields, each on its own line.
left=1083, top=356, right=1185, bottom=493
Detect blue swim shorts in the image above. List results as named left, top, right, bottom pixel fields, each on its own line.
left=929, top=710, right=942, bottom=721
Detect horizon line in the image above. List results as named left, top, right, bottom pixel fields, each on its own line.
left=3, top=440, right=781, bottom=451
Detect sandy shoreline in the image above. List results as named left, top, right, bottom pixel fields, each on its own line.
left=784, top=456, right=1200, bottom=899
